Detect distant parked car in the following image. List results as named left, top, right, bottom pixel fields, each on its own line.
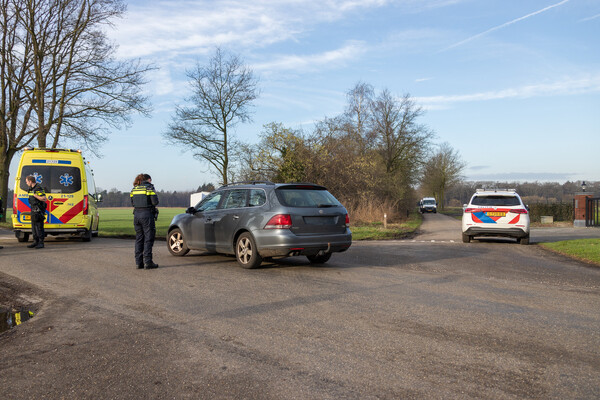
left=461, top=189, right=530, bottom=244
left=420, top=197, right=437, bottom=213
left=166, top=182, right=352, bottom=268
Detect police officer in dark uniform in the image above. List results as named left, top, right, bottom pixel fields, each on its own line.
left=25, top=175, right=47, bottom=249
left=130, top=173, right=159, bottom=269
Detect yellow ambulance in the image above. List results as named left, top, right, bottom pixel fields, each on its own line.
left=12, top=148, right=102, bottom=242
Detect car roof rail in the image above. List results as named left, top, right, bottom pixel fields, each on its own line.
left=220, top=181, right=275, bottom=188
left=476, top=188, right=517, bottom=193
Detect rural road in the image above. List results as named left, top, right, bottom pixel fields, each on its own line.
left=1, top=214, right=600, bottom=399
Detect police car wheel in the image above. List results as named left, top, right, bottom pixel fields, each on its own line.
left=236, top=232, right=262, bottom=269
left=167, top=228, right=189, bottom=256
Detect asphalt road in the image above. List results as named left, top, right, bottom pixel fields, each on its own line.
left=1, top=214, right=599, bottom=399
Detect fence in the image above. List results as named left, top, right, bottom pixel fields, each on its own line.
left=586, top=197, right=600, bottom=227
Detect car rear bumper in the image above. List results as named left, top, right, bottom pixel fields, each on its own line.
left=14, top=228, right=90, bottom=236
left=254, top=229, right=352, bottom=257
left=463, top=227, right=529, bottom=238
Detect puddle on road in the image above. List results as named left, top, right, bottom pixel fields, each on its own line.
left=0, top=309, right=35, bottom=333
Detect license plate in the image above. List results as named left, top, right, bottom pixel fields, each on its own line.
left=487, top=212, right=506, bottom=217
left=23, top=215, right=31, bottom=221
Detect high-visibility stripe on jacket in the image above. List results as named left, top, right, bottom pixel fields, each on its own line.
left=130, top=182, right=159, bottom=209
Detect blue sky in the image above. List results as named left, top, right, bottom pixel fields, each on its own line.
left=21, top=0, right=600, bottom=192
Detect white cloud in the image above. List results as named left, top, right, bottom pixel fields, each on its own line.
left=253, top=41, right=367, bottom=73
left=110, top=0, right=394, bottom=60
left=416, top=74, right=600, bottom=108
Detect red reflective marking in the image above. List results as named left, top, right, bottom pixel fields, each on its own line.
left=58, top=200, right=84, bottom=223
left=17, top=198, right=31, bottom=212
left=509, top=215, right=520, bottom=224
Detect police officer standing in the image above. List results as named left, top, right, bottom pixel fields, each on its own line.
left=25, top=175, right=47, bottom=249
left=130, top=173, right=159, bottom=269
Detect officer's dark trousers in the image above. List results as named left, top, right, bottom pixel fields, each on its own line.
left=31, top=212, right=45, bottom=244
left=134, top=209, right=155, bottom=265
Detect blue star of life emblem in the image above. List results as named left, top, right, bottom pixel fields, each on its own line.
left=60, top=173, right=74, bottom=187
left=32, top=172, right=43, bottom=184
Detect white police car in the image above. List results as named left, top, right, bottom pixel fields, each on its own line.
left=461, top=189, right=530, bottom=245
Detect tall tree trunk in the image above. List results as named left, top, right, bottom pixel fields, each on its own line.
left=0, top=147, right=16, bottom=222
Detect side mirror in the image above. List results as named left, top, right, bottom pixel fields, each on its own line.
left=186, top=206, right=196, bottom=214
left=96, top=193, right=103, bottom=203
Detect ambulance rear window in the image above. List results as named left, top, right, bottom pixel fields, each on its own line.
left=20, top=166, right=82, bottom=194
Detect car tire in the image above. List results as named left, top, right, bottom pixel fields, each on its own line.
left=307, top=253, right=332, bottom=264
left=167, top=228, right=189, bottom=256
left=519, top=235, right=530, bottom=245
left=82, top=228, right=92, bottom=242
left=236, top=232, right=262, bottom=269
left=462, top=233, right=471, bottom=243
left=17, top=233, right=30, bottom=243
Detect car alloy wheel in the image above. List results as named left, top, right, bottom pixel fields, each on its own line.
left=236, top=232, right=262, bottom=269
left=167, top=228, right=189, bottom=256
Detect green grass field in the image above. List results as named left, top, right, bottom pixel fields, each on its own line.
left=98, top=208, right=186, bottom=238
left=540, top=239, right=600, bottom=266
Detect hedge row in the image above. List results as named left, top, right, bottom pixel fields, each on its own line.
left=528, top=202, right=573, bottom=222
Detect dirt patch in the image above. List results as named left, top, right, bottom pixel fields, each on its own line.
left=0, top=272, right=44, bottom=312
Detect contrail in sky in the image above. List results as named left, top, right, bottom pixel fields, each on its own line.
left=444, top=0, right=570, bottom=51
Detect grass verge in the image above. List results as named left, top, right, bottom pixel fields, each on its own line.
left=352, top=212, right=422, bottom=240
left=540, top=239, right=600, bottom=267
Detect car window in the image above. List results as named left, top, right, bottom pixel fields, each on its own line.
left=423, top=200, right=436, bottom=205
left=222, top=189, right=247, bottom=209
left=20, top=165, right=82, bottom=194
left=471, top=195, right=521, bottom=207
left=276, top=187, right=341, bottom=207
left=249, top=189, right=266, bottom=207
left=197, top=192, right=223, bottom=212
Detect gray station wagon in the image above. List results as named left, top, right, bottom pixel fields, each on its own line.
left=166, top=182, right=352, bottom=268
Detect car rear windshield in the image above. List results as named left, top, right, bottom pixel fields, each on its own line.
left=276, top=186, right=342, bottom=208
left=471, top=195, right=521, bottom=207
left=20, top=165, right=82, bottom=194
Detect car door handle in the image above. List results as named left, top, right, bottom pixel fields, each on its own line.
left=233, top=215, right=240, bottom=220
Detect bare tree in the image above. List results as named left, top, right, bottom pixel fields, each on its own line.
left=370, top=90, right=433, bottom=197
left=0, top=0, right=152, bottom=221
left=165, top=47, right=259, bottom=185
left=421, top=142, right=466, bottom=209
left=345, top=81, right=374, bottom=139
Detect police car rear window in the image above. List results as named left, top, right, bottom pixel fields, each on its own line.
left=20, top=166, right=82, bottom=194
left=471, top=195, right=521, bottom=207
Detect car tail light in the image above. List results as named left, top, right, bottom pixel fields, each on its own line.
left=345, top=213, right=350, bottom=227
left=264, top=214, right=292, bottom=229
left=510, top=208, right=528, bottom=214
left=83, top=195, right=89, bottom=215
left=13, top=193, right=17, bottom=214
left=464, top=208, right=480, bottom=213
